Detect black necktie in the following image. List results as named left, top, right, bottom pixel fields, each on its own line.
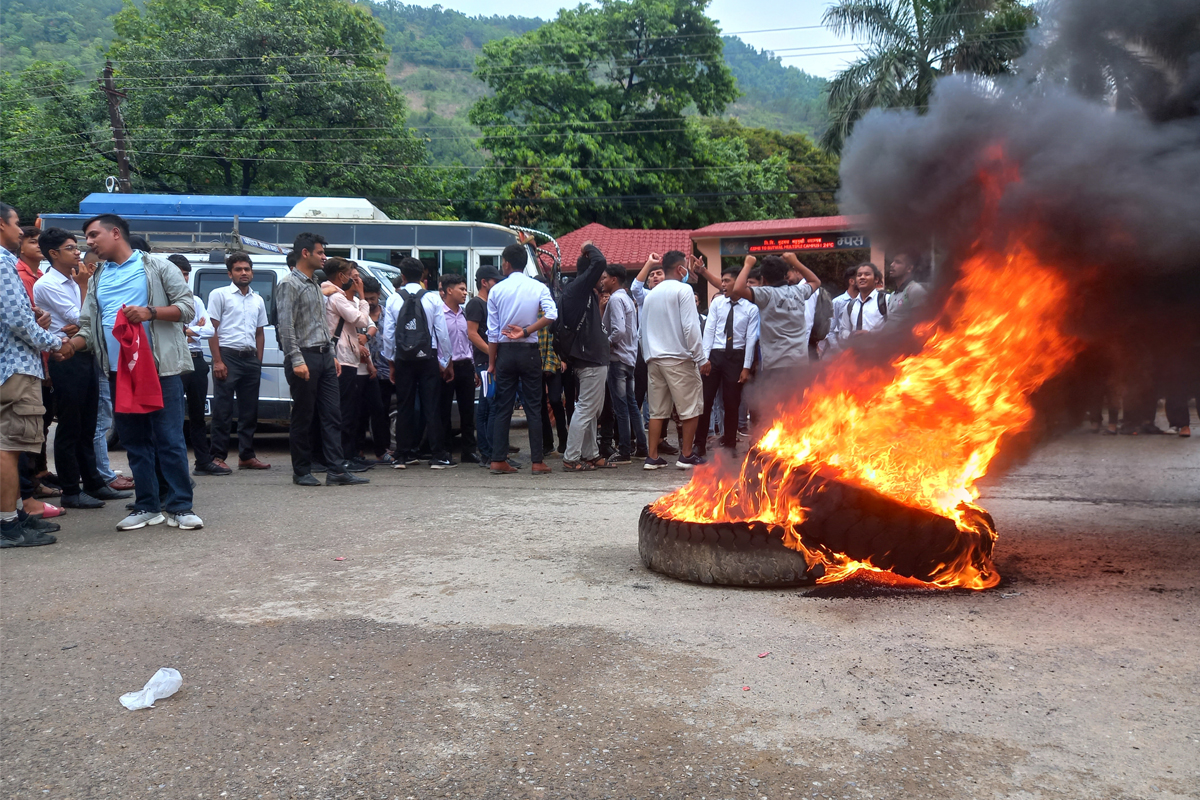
left=724, top=300, right=736, bottom=349
left=855, top=297, right=865, bottom=331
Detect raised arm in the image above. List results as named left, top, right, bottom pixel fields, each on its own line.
left=783, top=252, right=820, bottom=290
left=730, top=255, right=756, bottom=303
left=689, top=254, right=722, bottom=291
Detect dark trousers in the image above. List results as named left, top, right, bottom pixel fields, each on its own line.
left=181, top=352, right=211, bottom=467
left=48, top=353, right=102, bottom=497
left=338, top=369, right=368, bottom=459
left=395, top=357, right=446, bottom=461
left=607, top=360, right=646, bottom=457
left=696, top=349, right=746, bottom=454
left=357, top=376, right=392, bottom=458
left=285, top=348, right=343, bottom=476
left=491, top=343, right=543, bottom=463
left=634, top=350, right=648, bottom=418
left=541, top=370, right=568, bottom=452
left=475, top=366, right=494, bottom=463
left=440, top=358, right=476, bottom=458
left=110, top=374, right=193, bottom=513
left=210, top=349, right=261, bottom=462
left=1163, top=345, right=1199, bottom=429
left=598, top=380, right=615, bottom=456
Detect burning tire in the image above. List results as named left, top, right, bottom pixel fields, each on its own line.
left=640, top=467, right=998, bottom=588
left=637, top=506, right=823, bottom=587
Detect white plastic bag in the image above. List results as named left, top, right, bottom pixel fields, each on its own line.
left=119, top=668, right=182, bottom=710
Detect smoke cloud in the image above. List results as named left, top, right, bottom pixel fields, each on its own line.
left=835, top=0, right=1200, bottom=431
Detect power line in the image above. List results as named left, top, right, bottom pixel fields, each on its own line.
left=15, top=26, right=1031, bottom=97
left=115, top=149, right=828, bottom=173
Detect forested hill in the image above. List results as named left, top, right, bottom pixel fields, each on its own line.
left=1, top=0, right=829, bottom=158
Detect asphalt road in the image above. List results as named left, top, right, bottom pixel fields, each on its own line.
left=2, top=425, right=1197, bottom=800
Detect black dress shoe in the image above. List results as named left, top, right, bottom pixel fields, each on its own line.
left=193, top=461, right=233, bottom=476
left=460, top=452, right=480, bottom=464
left=310, top=462, right=328, bottom=474
left=343, top=458, right=373, bottom=472
left=657, top=439, right=679, bottom=455
left=61, top=492, right=105, bottom=509
left=292, top=473, right=321, bottom=486
left=326, top=471, right=369, bottom=486
left=91, top=485, right=133, bottom=501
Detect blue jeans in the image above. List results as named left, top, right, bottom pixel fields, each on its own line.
left=606, top=360, right=647, bottom=456
left=109, top=374, right=194, bottom=514
left=94, top=374, right=117, bottom=482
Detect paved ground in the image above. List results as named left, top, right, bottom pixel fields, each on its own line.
left=2, top=424, right=1197, bottom=800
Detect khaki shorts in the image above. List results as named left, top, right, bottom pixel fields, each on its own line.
left=0, top=373, right=46, bottom=453
left=647, top=357, right=703, bottom=420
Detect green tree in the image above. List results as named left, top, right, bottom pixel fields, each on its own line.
left=0, top=61, right=119, bottom=215
left=467, top=0, right=790, bottom=231
left=820, top=0, right=1035, bottom=153
left=93, top=0, right=443, bottom=216
left=699, top=119, right=840, bottom=218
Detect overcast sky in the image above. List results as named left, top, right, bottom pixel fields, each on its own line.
left=410, top=0, right=858, bottom=79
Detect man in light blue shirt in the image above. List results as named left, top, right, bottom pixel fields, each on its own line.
left=68, top=214, right=202, bottom=532
left=485, top=243, right=557, bottom=474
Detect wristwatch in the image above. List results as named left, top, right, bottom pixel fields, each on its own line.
left=149, top=306, right=158, bottom=320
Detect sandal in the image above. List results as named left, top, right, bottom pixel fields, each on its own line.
left=33, top=483, right=62, bottom=499
left=589, top=457, right=619, bottom=469
left=561, top=459, right=595, bottom=472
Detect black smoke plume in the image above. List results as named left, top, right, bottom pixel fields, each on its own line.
left=837, top=0, right=1200, bottom=434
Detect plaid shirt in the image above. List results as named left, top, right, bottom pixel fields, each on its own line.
left=1, top=246, right=60, bottom=384
left=276, top=268, right=331, bottom=368
left=537, top=310, right=559, bottom=372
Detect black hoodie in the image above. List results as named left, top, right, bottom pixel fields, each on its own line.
left=559, top=244, right=611, bottom=368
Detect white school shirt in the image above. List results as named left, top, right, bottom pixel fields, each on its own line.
left=185, top=294, right=215, bottom=354
left=845, top=289, right=888, bottom=336
left=485, top=272, right=557, bottom=344
left=826, top=292, right=855, bottom=352
left=379, top=282, right=452, bottom=369
left=207, top=283, right=268, bottom=350
left=31, top=269, right=81, bottom=339
left=700, top=294, right=759, bottom=369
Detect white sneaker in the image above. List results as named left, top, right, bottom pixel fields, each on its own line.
left=116, top=511, right=165, bottom=531
left=166, top=511, right=204, bottom=530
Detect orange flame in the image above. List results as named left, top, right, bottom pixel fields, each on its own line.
left=653, top=238, right=1080, bottom=590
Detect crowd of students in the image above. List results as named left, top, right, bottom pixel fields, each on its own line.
left=2, top=204, right=1194, bottom=549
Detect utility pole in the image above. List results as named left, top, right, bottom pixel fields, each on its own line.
left=99, top=61, right=132, bottom=193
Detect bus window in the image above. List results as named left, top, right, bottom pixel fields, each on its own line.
left=442, top=250, right=468, bottom=278
left=418, top=250, right=440, bottom=288
left=360, top=248, right=411, bottom=266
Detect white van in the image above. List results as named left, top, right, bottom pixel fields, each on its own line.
left=185, top=253, right=398, bottom=426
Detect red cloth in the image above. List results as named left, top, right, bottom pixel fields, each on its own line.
left=112, top=308, right=163, bottom=414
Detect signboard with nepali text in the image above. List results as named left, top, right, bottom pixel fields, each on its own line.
left=719, top=232, right=870, bottom=256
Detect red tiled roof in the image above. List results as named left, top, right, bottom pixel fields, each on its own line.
left=555, top=223, right=695, bottom=272
left=690, top=215, right=868, bottom=239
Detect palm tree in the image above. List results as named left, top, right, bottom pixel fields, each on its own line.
left=820, top=0, right=1036, bottom=153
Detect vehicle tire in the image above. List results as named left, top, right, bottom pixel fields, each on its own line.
left=638, top=505, right=821, bottom=587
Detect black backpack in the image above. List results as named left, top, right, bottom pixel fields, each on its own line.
left=808, top=287, right=834, bottom=345
left=394, top=288, right=434, bottom=361
left=552, top=291, right=592, bottom=362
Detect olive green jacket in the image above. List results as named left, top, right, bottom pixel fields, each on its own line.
left=78, top=252, right=195, bottom=377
